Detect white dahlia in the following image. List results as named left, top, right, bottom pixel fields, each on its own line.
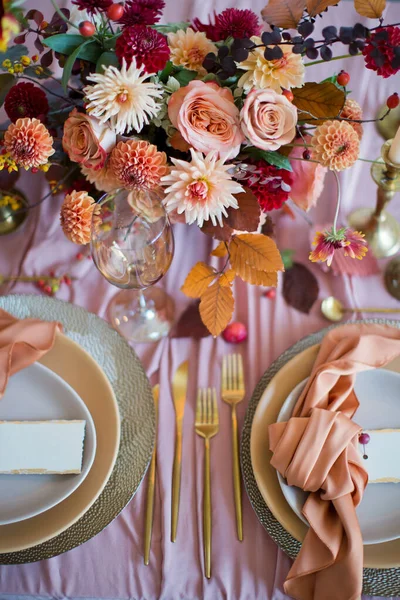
left=83, top=59, right=163, bottom=135
left=161, top=149, right=244, bottom=228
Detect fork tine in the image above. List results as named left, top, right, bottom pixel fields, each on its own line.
left=237, top=354, right=244, bottom=391
left=222, top=356, right=228, bottom=392
left=228, top=354, right=233, bottom=390
left=196, top=389, right=202, bottom=424
left=208, top=388, right=212, bottom=424
left=233, top=354, right=238, bottom=390
left=212, top=388, right=218, bottom=426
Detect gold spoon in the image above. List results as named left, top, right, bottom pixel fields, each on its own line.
left=321, top=296, right=400, bottom=322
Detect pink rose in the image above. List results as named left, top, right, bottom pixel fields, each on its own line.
left=240, top=89, right=297, bottom=151
left=289, top=137, right=327, bottom=211
left=168, top=80, right=245, bottom=160
left=63, top=108, right=116, bottom=171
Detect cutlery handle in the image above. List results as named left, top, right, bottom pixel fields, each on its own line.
left=203, top=438, right=211, bottom=579
left=144, top=447, right=157, bottom=565
left=344, top=307, right=400, bottom=314
left=231, top=406, right=243, bottom=541
left=171, top=428, right=182, bottom=542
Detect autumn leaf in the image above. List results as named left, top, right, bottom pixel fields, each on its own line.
left=200, top=279, right=235, bottom=337
left=307, top=0, right=341, bottom=16
left=181, top=262, right=216, bottom=298
left=201, top=220, right=233, bottom=242
left=220, top=269, right=236, bottom=287
left=292, top=82, right=345, bottom=124
left=211, top=241, right=228, bottom=257
left=261, top=215, right=275, bottom=237
left=231, top=257, right=279, bottom=286
left=230, top=234, right=284, bottom=273
left=283, top=262, right=319, bottom=314
left=226, top=187, right=261, bottom=233
left=261, top=0, right=305, bottom=28
left=170, top=301, right=210, bottom=339
left=354, top=0, right=385, bottom=18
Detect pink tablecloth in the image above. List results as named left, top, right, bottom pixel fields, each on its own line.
left=1, top=1, right=400, bottom=599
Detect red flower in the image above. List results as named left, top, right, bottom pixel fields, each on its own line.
left=193, top=8, right=261, bottom=42
left=115, top=25, right=170, bottom=73
left=4, top=82, right=49, bottom=123
left=118, top=0, right=165, bottom=27
left=72, top=0, right=112, bottom=15
left=363, top=26, right=400, bottom=78
left=246, top=161, right=293, bottom=212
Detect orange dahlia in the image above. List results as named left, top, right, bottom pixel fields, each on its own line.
left=341, top=99, right=363, bottom=139
left=109, top=139, right=168, bottom=190
left=311, top=120, right=359, bottom=171
left=4, top=118, right=54, bottom=169
left=60, top=190, right=99, bottom=245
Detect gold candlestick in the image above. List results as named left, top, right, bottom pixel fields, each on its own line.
left=347, top=139, right=400, bottom=259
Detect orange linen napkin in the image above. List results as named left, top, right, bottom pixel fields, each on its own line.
left=0, top=308, right=61, bottom=399
left=269, top=323, right=400, bottom=600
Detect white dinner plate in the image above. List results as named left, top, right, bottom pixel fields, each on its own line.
left=0, top=362, right=96, bottom=525
left=277, top=368, right=400, bottom=545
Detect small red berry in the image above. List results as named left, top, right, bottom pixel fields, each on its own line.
left=303, top=150, right=311, bottom=160
left=79, top=21, right=96, bottom=37
left=49, top=270, right=55, bottom=277
left=359, top=433, right=370, bottom=445
left=222, top=322, right=247, bottom=344
left=76, top=252, right=84, bottom=261
left=43, top=284, right=52, bottom=295
left=107, top=3, right=124, bottom=20
left=63, top=276, right=72, bottom=286
left=31, top=167, right=39, bottom=174
left=282, top=89, right=294, bottom=102
left=263, top=288, right=276, bottom=299
left=37, top=279, right=45, bottom=288
left=337, top=70, right=350, bottom=86
left=387, top=93, right=399, bottom=110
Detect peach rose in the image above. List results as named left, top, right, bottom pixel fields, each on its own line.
left=289, top=137, right=327, bottom=211
left=240, top=89, right=297, bottom=151
left=63, top=108, right=116, bottom=171
left=168, top=80, right=245, bottom=160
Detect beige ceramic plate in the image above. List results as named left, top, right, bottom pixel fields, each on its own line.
left=250, top=343, right=400, bottom=569
left=0, top=331, right=120, bottom=554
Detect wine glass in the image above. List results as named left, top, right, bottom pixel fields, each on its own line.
left=91, top=188, right=175, bottom=343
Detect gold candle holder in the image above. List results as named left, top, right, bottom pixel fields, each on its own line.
left=347, top=139, right=400, bottom=259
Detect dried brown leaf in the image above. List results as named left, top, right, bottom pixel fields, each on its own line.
left=199, top=279, right=235, bottom=337
left=170, top=301, right=210, bottom=339
left=354, top=0, right=385, bottom=18
left=201, top=220, right=233, bottom=242
left=181, top=262, right=216, bottom=298
left=225, top=187, right=261, bottom=233
left=283, top=262, right=319, bottom=314
left=230, top=234, right=284, bottom=273
left=307, top=0, right=341, bottom=16
left=261, top=0, right=305, bottom=28
left=292, top=81, right=345, bottom=125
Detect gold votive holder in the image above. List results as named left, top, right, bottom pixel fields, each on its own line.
left=347, top=139, right=400, bottom=259
left=0, top=189, right=29, bottom=236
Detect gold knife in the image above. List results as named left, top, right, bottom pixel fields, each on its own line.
left=144, top=384, right=159, bottom=565
left=171, top=360, right=189, bottom=542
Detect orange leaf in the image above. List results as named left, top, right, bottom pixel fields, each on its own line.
left=220, top=269, right=236, bottom=287
left=234, top=261, right=279, bottom=286
left=199, top=279, right=235, bottom=337
left=354, top=0, right=385, bottom=18
left=230, top=234, right=284, bottom=274
left=211, top=241, right=228, bottom=258
left=306, top=0, right=341, bottom=16
left=292, top=82, right=345, bottom=125
left=181, top=262, right=216, bottom=298
left=225, top=187, right=261, bottom=233
left=261, top=0, right=305, bottom=28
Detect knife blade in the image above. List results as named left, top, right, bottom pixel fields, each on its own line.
left=171, top=360, right=189, bottom=542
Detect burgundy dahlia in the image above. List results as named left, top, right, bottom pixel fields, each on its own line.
left=193, top=8, right=261, bottom=42
left=4, top=82, right=49, bottom=123
left=72, top=0, right=112, bottom=15
left=363, top=26, right=400, bottom=78
left=115, top=25, right=170, bottom=73
left=247, top=162, right=293, bottom=213
left=118, top=0, right=165, bottom=27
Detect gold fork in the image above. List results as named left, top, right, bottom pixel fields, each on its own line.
left=221, top=354, right=245, bottom=541
left=195, top=387, right=219, bottom=579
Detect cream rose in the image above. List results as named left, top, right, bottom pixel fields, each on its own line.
left=240, top=89, right=297, bottom=151
left=63, top=108, right=116, bottom=171
left=168, top=80, right=245, bottom=160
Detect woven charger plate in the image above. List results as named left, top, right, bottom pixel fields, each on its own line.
left=241, top=319, right=400, bottom=597
left=0, top=295, right=155, bottom=564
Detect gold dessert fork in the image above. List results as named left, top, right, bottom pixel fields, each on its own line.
left=221, top=354, right=245, bottom=541
left=195, top=387, right=219, bottom=579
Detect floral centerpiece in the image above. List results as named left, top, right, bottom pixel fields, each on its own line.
left=0, top=0, right=399, bottom=335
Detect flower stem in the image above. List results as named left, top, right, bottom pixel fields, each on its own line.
left=305, top=53, right=360, bottom=67
left=332, top=170, right=341, bottom=235
left=18, top=75, right=76, bottom=105
left=289, top=155, right=321, bottom=165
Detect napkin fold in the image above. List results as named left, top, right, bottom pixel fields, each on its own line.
left=0, top=308, right=61, bottom=399
left=269, top=323, right=400, bottom=600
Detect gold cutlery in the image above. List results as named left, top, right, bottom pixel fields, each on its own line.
left=321, top=295, right=400, bottom=322
left=171, top=360, right=189, bottom=542
left=144, top=384, right=159, bottom=565
left=195, top=387, right=219, bottom=579
left=222, top=354, right=245, bottom=542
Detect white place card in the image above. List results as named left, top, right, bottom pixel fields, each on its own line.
left=0, top=420, right=86, bottom=474
left=358, top=429, right=400, bottom=483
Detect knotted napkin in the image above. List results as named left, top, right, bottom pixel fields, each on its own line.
left=0, top=308, right=61, bottom=399
left=269, top=323, right=400, bottom=600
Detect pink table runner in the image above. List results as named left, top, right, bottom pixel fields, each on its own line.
left=0, top=1, right=399, bottom=598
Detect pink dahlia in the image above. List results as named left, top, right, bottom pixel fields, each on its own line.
left=4, top=82, right=49, bottom=123
left=72, top=0, right=112, bottom=15
left=247, top=161, right=293, bottom=212
left=118, top=0, right=165, bottom=27
left=363, top=26, right=400, bottom=78
left=193, top=8, right=261, bottom=42
left=4, top=118, right=55, bottom=169
left=115, top=25, right=170, bottom=73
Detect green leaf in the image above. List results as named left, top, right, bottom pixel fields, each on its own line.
left=96, top=51, right=119, bottom=73
left=77, top=40, right=102, bottom=63
left=103, top=35, right=119, bottom=50
left=23, top=65, right=52, bottom=79
left=158, top=60, right=173, bottom=83
left=153, top=22, right=190, bottom=33
left=0, top=45, right=29, bottom=65
left=0, top=73, right=15, bottom=106
left=280, top=249, right=295, bottom=270
left=174, top=69, right=197, bottom=86
left=43, top=34, right=85, bottom=55
left=244, top=147, right=293, bottom=172
left=61, top=40, right=91, bottom=91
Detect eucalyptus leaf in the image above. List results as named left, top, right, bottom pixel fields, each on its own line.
left=23, top=65, right=52, bottom=79
left=244, top=147, right=293, bottom=172
left=96, top=51, right=119, bottom=73
left=0, top=45, right=29, bottom=65
left=0, top=73, right=15, bottom=106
